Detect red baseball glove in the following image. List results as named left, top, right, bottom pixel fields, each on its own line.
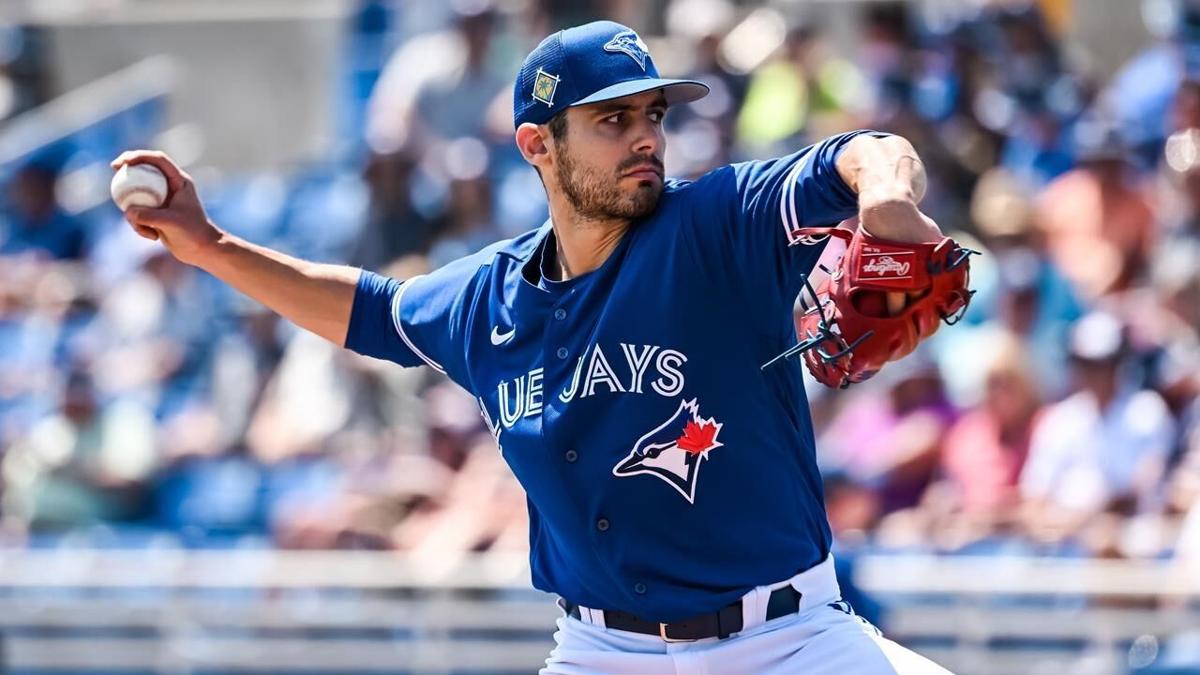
left=764, top=226, right=976, bottom=389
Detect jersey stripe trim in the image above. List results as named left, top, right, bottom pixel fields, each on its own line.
left=390, top=275, right=447, bottom=374
left=779, top=152, right=809, bottom=245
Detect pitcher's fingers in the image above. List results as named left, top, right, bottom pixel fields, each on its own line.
left=114, top=151, right=192, bottom=193
left=885, top=290, right=926, bottom=316
left=124, top=205, right=178, bottom=230
left=133, top=224, right=160, bottom=241
left=110, top=150, right=192, bottom=194
left=111, top=149, right=179, bottom=172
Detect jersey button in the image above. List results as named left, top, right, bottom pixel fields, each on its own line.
left=596, top=518, right=610, bottom=532
left=634, top=583, right=647, bottom=595
left=556, top=347, right=569, bottom=359
left=564, top=449, right=578, bottom=462
left=554, top=308, right=567, bottom=320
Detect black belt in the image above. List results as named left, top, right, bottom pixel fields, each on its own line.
left=563, top=585, right=802, bottom=642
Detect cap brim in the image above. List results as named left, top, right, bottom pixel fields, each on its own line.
left=571, top=77, right=709, bottom=108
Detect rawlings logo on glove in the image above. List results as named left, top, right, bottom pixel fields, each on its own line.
left=861, top=254, right=912, bottom=278
left=763, top=226, right=976, bottom=389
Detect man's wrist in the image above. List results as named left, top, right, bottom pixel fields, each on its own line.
left=837, top=134, right=927, bottom=203
left=858, top=184, right=918, bottom=210
left=858, top=198, right=942, bottom=243
left=192, top=224, right=232, bottom=271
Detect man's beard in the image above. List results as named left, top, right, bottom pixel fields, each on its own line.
left=554, top=145, right=662, bottom=221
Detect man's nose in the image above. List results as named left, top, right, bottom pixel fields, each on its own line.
left=631, top=117, right=662, bottom=157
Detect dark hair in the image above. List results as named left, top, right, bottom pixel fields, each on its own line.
left=532, top=110, right=569, bottom=183
left=547, top=109, right=569, bottom=141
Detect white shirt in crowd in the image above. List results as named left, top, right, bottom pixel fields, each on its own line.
left=1020, top=388, right=1175, bottom=512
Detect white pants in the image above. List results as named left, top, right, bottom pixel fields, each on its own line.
left=542, top=556, right=952, bottom=675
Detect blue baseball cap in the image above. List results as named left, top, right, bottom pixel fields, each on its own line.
left=512, top=21, right=709, bottom=129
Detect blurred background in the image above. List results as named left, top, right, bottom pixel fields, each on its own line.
left=0, top=0, right=1198, bottom=673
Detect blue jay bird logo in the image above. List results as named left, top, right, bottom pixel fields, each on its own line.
left=612, top=399, right=724, bottom=504
left=603, top=30, right=650, bottom=71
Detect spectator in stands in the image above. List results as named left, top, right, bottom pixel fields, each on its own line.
left=857, top=2, right=914, bottom=127
left=1035, top=119, right=1158, bottom=299
left=987, top=3, right=1069, bottom=115
left=352, top=149, right=435, bottom=265
left=245, top=329, right=356, bottom=465
left=71, top=247, right=213, bottom=428
left=938, top=167, right=1082, bottom=401
left=1019, top=311, right=1175, bottom=551
left=366, top=3, right=511, bottom=155
left=736, top=24, right=866, bottom=158
left=1156, top=128, right=1200, bottom=334
left=818, top=355, right=957, bottom=516
left=392, top=434, right=528, bottom=557
left=885, top=24, right=988, bottom=229
left=920, top=334, right=1040, bottom=549
left=0, top=260, right=79, bottom=445
left=0, top=154, right=88, bottom=261
left=1105, top=1, right=1200, bottom=167
left=364, top=4, right=518, bottom=260
left=662, top=0, right=746, bottom=176
left=994, top=89, right=1077, bottom=191
left=1, top=370, right=156, bottom=532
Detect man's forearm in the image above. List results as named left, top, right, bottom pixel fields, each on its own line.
left=836, top=134, right=940, bottom=243
left=199, top=231, right=360, bottom=346
left=110, top=150, right=364, bottom=345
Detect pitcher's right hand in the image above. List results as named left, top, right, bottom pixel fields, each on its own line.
left=111, top=150, right=222, bottom=267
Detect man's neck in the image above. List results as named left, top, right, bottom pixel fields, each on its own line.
left=545, top=203, right=630, bottom=281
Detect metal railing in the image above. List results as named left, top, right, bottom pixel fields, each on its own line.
left=855, top=555, right=1200, bottom=675
left=0, top=549, right=1196, bottom=673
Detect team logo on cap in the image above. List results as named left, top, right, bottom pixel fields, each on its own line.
left=603, top=30, right=650, bottom=71
left=612, top=398, right=723, bottom=504
left=532, top=68, right=560, bottom=107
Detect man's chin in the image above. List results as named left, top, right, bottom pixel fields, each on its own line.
left=628, top=178, right=661, bottom=196
left=627, top=192, right=660, bottom=218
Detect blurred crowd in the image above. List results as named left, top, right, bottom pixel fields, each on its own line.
left=0, top=0, right=1199, bottom=571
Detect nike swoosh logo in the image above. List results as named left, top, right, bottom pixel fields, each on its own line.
left=491, top=326, right=515, bottom=345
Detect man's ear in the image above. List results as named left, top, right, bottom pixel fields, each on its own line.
left=516, top=123, right=551, bottom=169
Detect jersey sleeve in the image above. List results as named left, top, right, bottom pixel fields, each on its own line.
left=344, top=258, right=484, bottom=389
left=683, top=130, right=890, bottom=318
left=345, top=271, right=415, bottom=367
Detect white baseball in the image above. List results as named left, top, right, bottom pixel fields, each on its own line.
left=110, top=163, right=169, bottom=211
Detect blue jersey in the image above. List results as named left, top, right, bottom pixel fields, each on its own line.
left=346, top=130, right=882, bottom=622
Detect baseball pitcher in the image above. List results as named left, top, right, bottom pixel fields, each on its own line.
left=114, top=21, right=971, bottom=674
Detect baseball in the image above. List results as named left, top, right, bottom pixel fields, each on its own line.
left=110, top=163, right=169, bottom=211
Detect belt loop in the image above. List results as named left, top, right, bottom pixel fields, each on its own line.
left=747, top=583, right=768, bottom=630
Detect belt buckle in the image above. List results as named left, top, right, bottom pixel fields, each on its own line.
left=659, top=622, right=689, bottom=643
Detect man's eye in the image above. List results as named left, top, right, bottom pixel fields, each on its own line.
left=649, top=110, right=665, bottom=123
left=604, top=113, right=622, bottom=124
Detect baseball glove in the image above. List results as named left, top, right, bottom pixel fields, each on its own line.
left=764, top=226, right=976, bottom=389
